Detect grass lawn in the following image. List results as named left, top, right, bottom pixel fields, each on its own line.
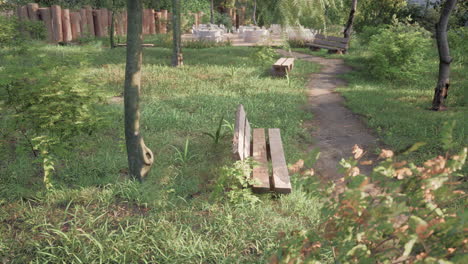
left=0, top=42, right=328, bottom=263
left=292, top=42, right=467, bottom=166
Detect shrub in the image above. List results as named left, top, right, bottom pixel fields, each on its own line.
left=273, top=146, right=467, bottom=263
left=0, top=47, right=101, bottom=187
left=367, top=18, right=431, bottom=80
left=252, top=46, right=278, bottom=66
left=357, top=25, right=385, bottom=46
left=0, top=16, right=45, bottom=47
left=183, top=39, right=231, bottom=49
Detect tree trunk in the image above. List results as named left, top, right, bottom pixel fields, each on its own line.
left=172, top=0, right=183, bottom=67
left=210, top=0, right=214, bottom=24
left=110, top=10, right=115, bottom=48
left=253, top=0, right=257, bottom=26
left=431, top=0, right=457, bottom=111
left=124, top=0, right=154, bottom=180
left=343, top=0, right=357, bottom=39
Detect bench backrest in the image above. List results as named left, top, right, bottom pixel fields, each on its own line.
left=315, top=34, right=349, bottom=44
left=233, top=104, right=251, bottom=160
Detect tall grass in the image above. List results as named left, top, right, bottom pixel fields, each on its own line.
left=0, top=44, right=323, bottom=263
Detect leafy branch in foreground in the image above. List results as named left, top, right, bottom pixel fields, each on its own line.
left=273, top=145, right=467, bottom=263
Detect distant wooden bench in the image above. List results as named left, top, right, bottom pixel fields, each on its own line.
left=307, top=34, right=349, bottom=54
left=233, top=104, right=292, bottom=194
left=272, top=57, right=294, bottom=77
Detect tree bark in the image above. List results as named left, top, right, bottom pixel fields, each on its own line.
left=343, top=0, right=357, bottom=39
left=124, top=0, right=154, bottom=180
left=172, top=0, right=183, bottom=67
left=210, top=0, right=214, bottom=24
left=431, top=0, right=457, bottom=111
left=253, top=0, right=257, bottom=26
left=110, top=10, right=115, bottom=48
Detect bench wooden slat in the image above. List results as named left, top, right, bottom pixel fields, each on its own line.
left=273, top=58, right=288, bottom=67
left=326, top=35, right=349, bottom=44
left=282, top=58, right=294, bottom=70
left=252, top=128, right=270, bottom=193
left=233, top=104, right=246, bottom=160
left=312, top=38, right=347, bottom=49
left=244, top=117, right=251, bottom=159
left=315, top=34, right=326, bottom=40
left=268, top=128, right=291, bottom=194
left=308, top=43, right=340, bottom=51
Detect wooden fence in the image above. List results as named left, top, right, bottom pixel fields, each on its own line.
left=15, top=3, right=175, bottom=43
left=14, top=3, right=247, bottom=44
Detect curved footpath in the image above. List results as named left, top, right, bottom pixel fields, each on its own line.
left=279, top=50, right=380, bottom=180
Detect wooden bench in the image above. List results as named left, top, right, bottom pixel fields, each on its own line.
left=232, top=104, right=292, bottom=194
left=272, top=57, right=294, bottom=77
left=307, top=34, right=349, bottom=54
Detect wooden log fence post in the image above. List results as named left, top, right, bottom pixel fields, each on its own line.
left=62, top=8, right=72, bottom=42
left=79, top=9, right=87, bottom=35
left=50, top=5, right=63, bottom=43
left=27, top=3, right=39, bottom=20
left=160, top=9, right=167, bottom=34
left=155, top=11, right=162, bottom=33
left=100, top=8, right=109, bottom=36
left=85, top=6, right=95, bottom=36
left=70, top=12, right=81, bottom=40
left=93, top=9, right=103, bottom=37
left=19, top=5, right=29, bottom=20
left=39, top=7, right=54, bottom=43
left=149, top=9, right=156, bottom=34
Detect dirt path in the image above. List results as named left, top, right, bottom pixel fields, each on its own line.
left=279, top=50, right=380, bottom=180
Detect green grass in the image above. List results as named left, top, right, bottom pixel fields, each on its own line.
left=0, top=43, right=325, bottom=263
left=292, top=39, right=467, bottom=165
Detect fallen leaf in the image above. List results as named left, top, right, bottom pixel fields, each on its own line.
left=348, top=167, right=360, bottom=177
left=302, top=168, right=315, bottom=176
left=359, top=160, right=373, bottom=165
left=394, top=168, right=412, bottom=180
left=379, top=149, right=394, bottom=159
left=289, top=159, right=304, bottom=173
left=352, top=144, right=364, bottom=160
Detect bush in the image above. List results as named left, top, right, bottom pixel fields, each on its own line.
left=215, top=12, right=233, bottom=31
left=357, top=25, right=385, bottom=46
left=183, top=39, right=231, bottom=49
left=367, top=18, right=431, bottom=80
left=273, top=146, right=467, bottom=263
left=0, top=47, right=101, bottom=187
left=0, top=16, right=46, bottom=46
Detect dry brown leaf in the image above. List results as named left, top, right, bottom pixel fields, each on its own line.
left=394, top=168, right=413, bottom=180
left=352, top=144, right=364, bottom=160
left=379, top=149, right=394, bottom=159
left=359, top=160, right=373, bottom=165
left=289, top=159, right=304, bottom=173
left=302, top=168, right=315, bottom=176
left=393, top=161, right=407, bottom=168
left=348, top=167, right=360, bottom=177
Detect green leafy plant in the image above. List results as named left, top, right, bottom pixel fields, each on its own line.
left=252, top=46, right=277, bottom=66
left=171, top=138, right=196, bottom=165
left=0, top=48, right=101, bottom=188
left=212, top=159, right=261, bottom=208
left=367, top=17, right=431, bottom=80
left=202, top=115, right=227, bottom=144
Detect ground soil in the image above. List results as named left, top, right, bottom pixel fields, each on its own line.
left=279, top=50, right=380, bottom=180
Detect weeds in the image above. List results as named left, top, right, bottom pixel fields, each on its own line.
left=202, top=115, right=226, bottom=144
left=172, top=138, right=196, bottom=165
